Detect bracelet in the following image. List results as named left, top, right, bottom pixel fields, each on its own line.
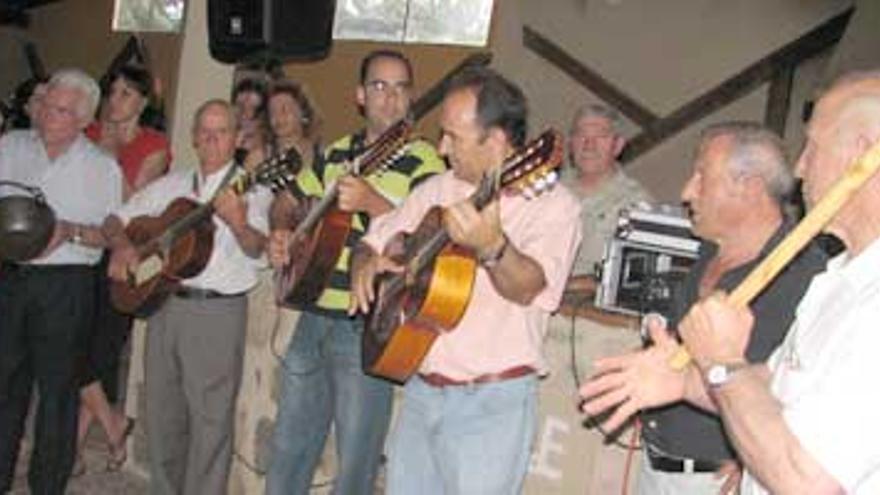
left=479, top=234, right=508, bottom=268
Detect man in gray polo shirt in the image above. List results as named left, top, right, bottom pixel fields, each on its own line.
left=580, top=122, right=826, bottom=494
left=564, top=103, right=653, bottom=294
left=0, top=68, right=122, bottom=494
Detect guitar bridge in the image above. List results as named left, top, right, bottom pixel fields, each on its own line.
left=134, top=253, right=164, bottom=286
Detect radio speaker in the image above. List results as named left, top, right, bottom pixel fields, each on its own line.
left=208, top=0, right=336, bottom=64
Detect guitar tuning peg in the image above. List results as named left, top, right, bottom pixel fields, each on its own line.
left=533, top=177, right=547, bottom=191
left=522, top=187, right=536, bottom=200
left=545, top=170, right=558, bottom=184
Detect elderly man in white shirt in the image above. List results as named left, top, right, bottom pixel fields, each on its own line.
left=104, top=99, right=269, bottom=495
left=0, top=68, right=123, bottom=494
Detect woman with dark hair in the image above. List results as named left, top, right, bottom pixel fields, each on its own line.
left=77, top=64, right=170, bottom=474
left=232, top=77, right=269, bottom=167
left=263, top=80, right=322, bottom=171
left=87, top=64, right=170, bottom=198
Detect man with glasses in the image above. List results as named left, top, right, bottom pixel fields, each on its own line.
left=266, top=49, right=444, bottom=495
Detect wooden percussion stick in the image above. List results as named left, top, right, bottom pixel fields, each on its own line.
left=669, top=139, right=880, bottom=370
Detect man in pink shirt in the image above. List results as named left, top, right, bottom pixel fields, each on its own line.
left=350, top=66, right=582, bottom=494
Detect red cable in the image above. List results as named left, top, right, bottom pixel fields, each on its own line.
left=621, top=418, right=642, bottom=495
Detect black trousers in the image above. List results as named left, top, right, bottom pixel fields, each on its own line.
left=81, top=252, right=131, bottom=403
left=0, top=263, right=96, bottom=495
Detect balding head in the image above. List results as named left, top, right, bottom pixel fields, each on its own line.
left=796, top=71, right=880, bottom=252
left=699, top=121, right=793, bottom=205
left=191, top=99, right=238, bottom=173
left=681, top=122, right=787, bottom=243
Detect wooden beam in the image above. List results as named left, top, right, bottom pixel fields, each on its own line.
left=765, top=66, right=795, bottom=135
left=522, top=25, right=659, bottom=128
left=410, top=52, right=492, bottom=121
left=620, top=8, right=853, bottom=162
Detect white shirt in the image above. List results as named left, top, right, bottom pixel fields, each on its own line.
left=115, top=161, right=270, bottom=294
left=741, top=238, right=880, bottom=494
left=0, top=130, right=123, bottom=265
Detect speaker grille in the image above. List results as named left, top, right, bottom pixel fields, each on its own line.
left=209, top=0, right=336, bottom=64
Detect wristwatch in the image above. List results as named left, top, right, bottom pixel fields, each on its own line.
left=479, top=234, right=508, bottom=268
left=705, top=361, right=749, bottom=389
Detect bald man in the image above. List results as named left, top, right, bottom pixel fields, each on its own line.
left=105, top=100, right=270, bottom=495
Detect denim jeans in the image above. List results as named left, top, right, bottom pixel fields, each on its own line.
left=266, top=311, right=393, bottom=495
left=386, top=374, right=538, bottom=495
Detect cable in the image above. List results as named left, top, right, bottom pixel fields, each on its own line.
left=568, top=313, right=641, bottom=451
left=231, top=302, right=287, bottom=478
left=620, top=419, right=641, bottom=495
left=265, top=301, right=338, bottom=490
left=233, top=449, right=266, bottom=477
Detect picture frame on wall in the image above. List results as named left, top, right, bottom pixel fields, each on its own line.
left=112, top=0, right=185, bottom=33
left=333, top=0, right=494, bottom=47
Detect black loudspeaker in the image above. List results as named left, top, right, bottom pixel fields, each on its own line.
left=208, top=0, right=336, bottom=64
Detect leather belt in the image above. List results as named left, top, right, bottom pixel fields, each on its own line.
left=418, top=365, right=535, bottom=388
left=1, top=263, right=92, bottom=275
left=174, top=287, right=245, bottom=300
left=647, top=451, right=722, bottom=474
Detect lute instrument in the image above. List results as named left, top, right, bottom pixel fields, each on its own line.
left=274, top=121, right=411, bottom=308
left=110, top=149, right=300, bottom=317
left=363, top=129, right=564, bottom=383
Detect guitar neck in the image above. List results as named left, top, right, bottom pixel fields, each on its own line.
left=143, top=167, right=248, bottom=254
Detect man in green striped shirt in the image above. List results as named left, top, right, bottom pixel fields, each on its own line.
left=266, top=50, right=444, bottom=495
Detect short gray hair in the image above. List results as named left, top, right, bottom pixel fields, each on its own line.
left=700, top=121, right=794, bottom=204
left=569, top=103, right=623, bottom=135
left=47, top=68, right=101, bottom=121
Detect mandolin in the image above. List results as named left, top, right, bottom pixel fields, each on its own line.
left=110, top=149, right=300, bottom=317
left=363, top=129, right=564, bottom=383
left=274, top=120, right=411, bottom=308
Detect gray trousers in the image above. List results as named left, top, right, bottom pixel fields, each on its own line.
left=145, top=294, right=247, bottom=495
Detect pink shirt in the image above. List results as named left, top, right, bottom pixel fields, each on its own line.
left=363, top=170, right=582, bottom=380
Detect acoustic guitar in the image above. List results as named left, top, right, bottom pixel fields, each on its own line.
left=110, top=149, right=300, bottom=317
left=274, top=120, right=411, bottom=308
left=274, top=52, right=494, bottom=309
left=363, top=129, right=564, bottom=383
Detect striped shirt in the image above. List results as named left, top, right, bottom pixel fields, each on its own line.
left=299, top=130, right=445, bottom=316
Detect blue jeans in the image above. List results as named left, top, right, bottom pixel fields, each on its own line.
left=266, top=311, right=393, bottom=495
left=386, top=374, right=538, bottom=495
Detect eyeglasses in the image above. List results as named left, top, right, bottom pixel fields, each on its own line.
left=364, top=79, right=412, bottom=95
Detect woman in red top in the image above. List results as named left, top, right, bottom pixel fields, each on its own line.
left=78, top=65, right=170, bottom=473
left=86, top=65, right=170, bottom=199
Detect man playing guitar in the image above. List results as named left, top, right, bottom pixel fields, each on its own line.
left=265, top=50, right=444, bottom=494
left=349, top=67, right=582, bottom=494
left=104, top=100, right=270, bottom=495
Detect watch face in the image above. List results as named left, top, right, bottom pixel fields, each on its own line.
left=707, top=365, right=728, bottom=386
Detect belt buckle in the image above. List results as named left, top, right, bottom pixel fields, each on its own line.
left=683, top=458, right=695, bottom=474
